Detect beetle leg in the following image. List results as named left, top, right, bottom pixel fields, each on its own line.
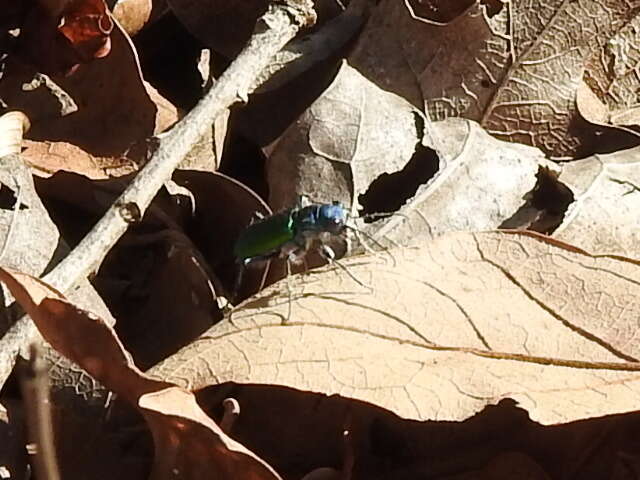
left=284, top=258, right=293, bottom=324
left=318, top=244, right=372, bottom=291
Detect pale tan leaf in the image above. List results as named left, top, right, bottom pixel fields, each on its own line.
left=151, top=231, right=640, bottom=425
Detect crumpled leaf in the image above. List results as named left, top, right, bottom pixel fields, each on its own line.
left=349, top=0, right=640, bottom=158
left=152, top=230, right=640, bottom=425
left=359, top=117, right=553, bottom=246
left=267, top=60, right=422, bottom=211
left=582, top=14, right=640, bottom=130
left=553, top=145, right=640, bottom=258
left=0, top=268, right=282, bottom=480
left=0, top=152, right=116, bottom=414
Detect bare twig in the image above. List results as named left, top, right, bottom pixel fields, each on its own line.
left=20, top=343, right=60, bottom=480
left=0, top=1, right=317, bottom=389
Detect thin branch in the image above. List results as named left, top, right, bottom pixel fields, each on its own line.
left=0, top=1, right=316, bottom=389
left=20, top=343, right=60, bottom=480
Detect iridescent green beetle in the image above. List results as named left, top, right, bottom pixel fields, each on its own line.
left=234, top=202, right=348, bottom=266
left=232, top=201, right=370, bottom=299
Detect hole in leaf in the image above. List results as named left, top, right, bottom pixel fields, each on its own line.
left=499, top=167, right=574, bottom=234
left=358, top=145, right=439, bottom=219
left=0, top=186, right=26, bottom=210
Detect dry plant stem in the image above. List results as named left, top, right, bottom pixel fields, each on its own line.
left=220, top=397, right=240, bottom=434
left=0, top=2, right=316, bottom=389
left=20, top=343, right=60, bottom=480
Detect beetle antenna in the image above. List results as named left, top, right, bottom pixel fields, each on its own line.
left=284, top=259, right=293, bottom=323
left=345, top=225, right=396, bottom=268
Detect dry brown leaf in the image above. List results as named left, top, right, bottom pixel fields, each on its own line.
left=152, top=230, right=640, bottom=425
left=349, top=0, right=640, bottom=158
left=0, top=155, right=117, bottom=419
left=1, top=21, right=169, bottom=161
left=267, top=61, right=422, bottom=211
left=21, top=139, right=139, bottom=178
left=553, top=146, right=640, bottom=257
left=0, top=268, right=282, bottom=480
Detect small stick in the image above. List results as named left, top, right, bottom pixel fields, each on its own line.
left=20, top=343, right=60, bottom=480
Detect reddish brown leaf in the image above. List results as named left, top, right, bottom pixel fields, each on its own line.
left=0, top=268, right=282, bottom=480
left=58, top=0, right=114, bottom=63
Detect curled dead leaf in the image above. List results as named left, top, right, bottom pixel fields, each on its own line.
left=0, top=112, right=30, bottom=157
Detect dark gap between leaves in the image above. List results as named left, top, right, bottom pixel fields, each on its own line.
left=218, top=133, right=269, bottom=202
left=499, top=167, right=574, bottom=234
left=0, top=186, right=27, bottom=210
left=358, top=144, right=439, bottom=220
left=133, top=12, right=205, bottom=111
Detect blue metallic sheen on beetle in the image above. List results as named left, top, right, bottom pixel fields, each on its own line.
left=233, top=202, right=348, bottom=266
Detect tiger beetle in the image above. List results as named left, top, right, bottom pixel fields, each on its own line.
left=232, top=199, right=389, bottom=316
